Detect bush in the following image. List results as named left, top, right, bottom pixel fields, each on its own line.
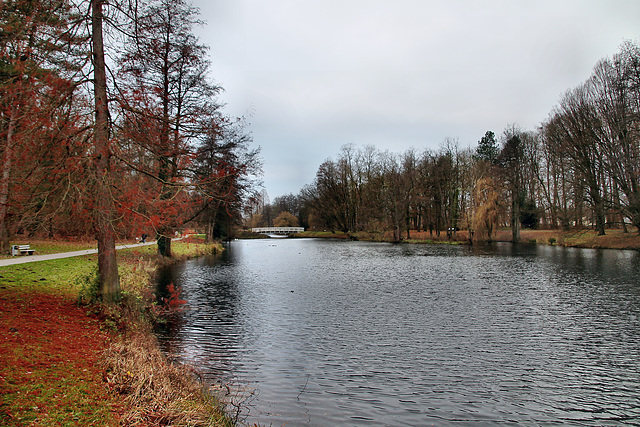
left=76, top=269, right=100, bottom=305
left=520, top=199, right=540, bottom=229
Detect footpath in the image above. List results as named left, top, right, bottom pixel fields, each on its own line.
left=0, top=241, right=158, bottom=267
left=0, top=236, right=226, bottom=426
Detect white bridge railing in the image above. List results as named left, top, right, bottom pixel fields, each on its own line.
left=252, top=227, right=304, bottom=235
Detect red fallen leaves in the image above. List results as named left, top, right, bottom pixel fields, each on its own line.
left=0, top=290, right=124, bottom=424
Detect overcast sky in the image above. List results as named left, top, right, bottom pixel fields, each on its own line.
left=190, top=0, right=640, bottom=199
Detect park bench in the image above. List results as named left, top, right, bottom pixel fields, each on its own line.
left=11, top=244, right=36, bottom=256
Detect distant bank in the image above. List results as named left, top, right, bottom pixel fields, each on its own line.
left=287, top=228, right=640, bottom=251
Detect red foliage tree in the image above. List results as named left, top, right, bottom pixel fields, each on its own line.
left=114, top=0, right=220, bottom=256
left=0, top=0, right=87, bottom=252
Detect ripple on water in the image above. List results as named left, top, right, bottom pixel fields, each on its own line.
left=157, top=239, right=640, bottom=426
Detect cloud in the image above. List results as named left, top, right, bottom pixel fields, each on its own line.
left=193, top=0, right=640, bottom=197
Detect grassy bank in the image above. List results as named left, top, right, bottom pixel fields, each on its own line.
left=293, top=228, right=640, bottom=250
left=0, top=239, right=233, bottom=426
left=496, top=228, right=640, bottom=250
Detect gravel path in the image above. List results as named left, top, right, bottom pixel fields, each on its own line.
left=0, top=241, right=158, bottom=267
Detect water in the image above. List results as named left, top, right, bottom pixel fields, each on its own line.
left=156, top=238, right=640, bottom=426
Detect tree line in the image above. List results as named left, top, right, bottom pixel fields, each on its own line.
left=249, top=41, right=640, bottom=242
left=1, top=0, right=261, bottom=300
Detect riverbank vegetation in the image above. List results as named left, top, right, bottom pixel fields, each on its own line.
left=2, top=0, right=639, bottom=421
left=248, top=41, right=640, bottom=247
left=293, top=228, right=640, bottom=250
left=0, top=239, right=234, bottom=426
left=0, top=0, right=262, bottom=300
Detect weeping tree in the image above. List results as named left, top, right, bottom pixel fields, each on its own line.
left=473, top=177, right=501, bottom=242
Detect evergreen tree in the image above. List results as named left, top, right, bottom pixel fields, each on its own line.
left=475, top=130, right=498, bottom=163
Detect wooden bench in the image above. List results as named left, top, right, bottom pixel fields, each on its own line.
left=11, top=245, right=35, bottom=256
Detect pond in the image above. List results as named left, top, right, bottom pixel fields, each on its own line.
left=156, top=238, right=640, bottom=426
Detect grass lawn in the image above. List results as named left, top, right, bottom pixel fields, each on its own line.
left=0, top=240, right=231, bottom=427
left=496, top=228, right=640, bottom=250
left=0, top=256, right=119, bottom=426
left=1, top=240, right=98, bottom=259
left=296, top=228, right=640, bottom=250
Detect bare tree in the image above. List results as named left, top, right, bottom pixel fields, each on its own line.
left=590, top=41, right=640, bottom=232
left=378, top=151, right=407, bottom=242
left=545, top=85, right=607, bottom=235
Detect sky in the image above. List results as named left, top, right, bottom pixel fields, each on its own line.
left=190, top=0, right=640, bottom=200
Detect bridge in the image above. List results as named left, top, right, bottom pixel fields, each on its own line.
left=252, top=227, right=304, bottom=235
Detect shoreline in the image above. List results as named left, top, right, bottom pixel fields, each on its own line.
left=0, top=238, right=233, bottom=426
left=290, top=228, right=640, bottom=251
left=4, top=231, right=636, bottom=424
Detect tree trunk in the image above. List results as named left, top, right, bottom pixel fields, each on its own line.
left=588, top=178, right=606, bottom=235
left=392, top=198, right=401, bottom=242
left=632, top=211, right=640, bottom=235
left=511, top=190, right=520, bottom=243
left=405, top=206, right=411, bottom=240
left=157, top=234, right=172, bottom=257
left=593, top=196, right=606, bottom=236
left=612, top=183, right=628, bottom=233
left=0, top=106, right=16, bottom=255
left=92, top=0, right=120, bottom=302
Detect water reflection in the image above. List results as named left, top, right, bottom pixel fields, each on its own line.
left=157, top=239, right=640, bottom=426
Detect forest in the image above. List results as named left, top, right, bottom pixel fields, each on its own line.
left=1, top=0, right=261, bottom=299
left=251, top=41, right=640, bottom=243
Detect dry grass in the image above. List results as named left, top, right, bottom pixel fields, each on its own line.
left=493, top=228, right=640, bottom=250
left=103, top=328, right=233, bottom=427
left=555, top=229, right=640, bottom=250
left=298, top=227, right=640, bottom=250
left=1, top=238, right=234, bottom=426
left=406, top=230, right=470, bottom=243
left=88, top=241, right=235, bottom=426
